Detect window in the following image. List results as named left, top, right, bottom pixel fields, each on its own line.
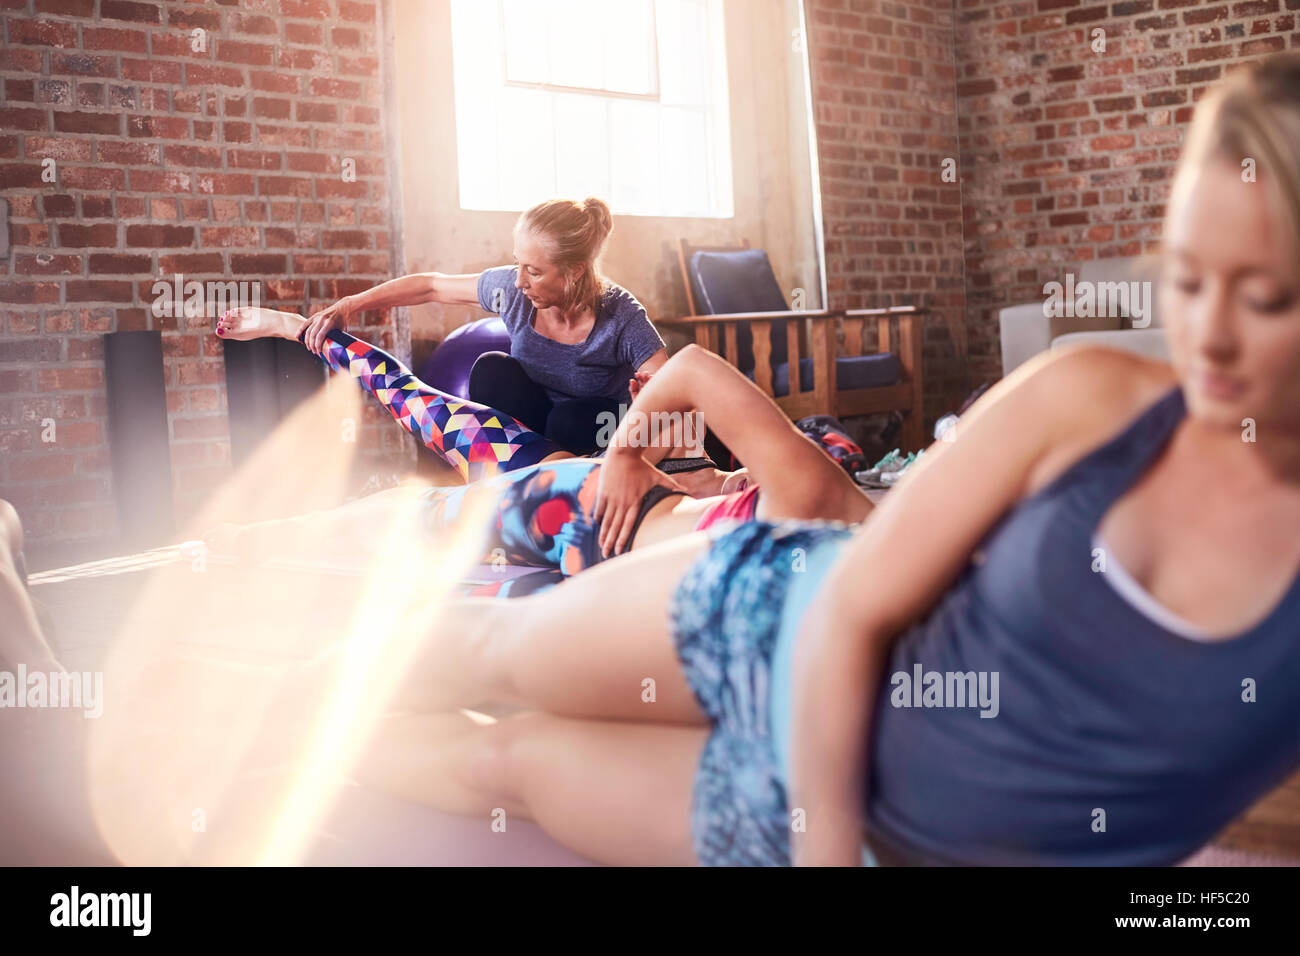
left=449, top=0, right=734, bottom=219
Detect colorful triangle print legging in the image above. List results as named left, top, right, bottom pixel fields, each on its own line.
left=305, top=326, right=563, bottom=482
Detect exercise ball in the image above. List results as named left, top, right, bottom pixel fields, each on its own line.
left=418, top=316, right=511, bottom=399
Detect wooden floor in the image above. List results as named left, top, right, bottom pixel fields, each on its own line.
left=26, top=551, right=1300, bottom=866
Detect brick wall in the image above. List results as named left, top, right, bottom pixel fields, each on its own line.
left=954, top=0, right=1300, bottom=384
left=807, top=0, right=969, bottom=426
left=0, top=0, right=404, bottom=549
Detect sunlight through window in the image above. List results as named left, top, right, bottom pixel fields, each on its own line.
left=450, top=0, right=734, bottom=218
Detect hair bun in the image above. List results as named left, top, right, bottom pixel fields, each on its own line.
left=582, top=196, right=613, bottom=242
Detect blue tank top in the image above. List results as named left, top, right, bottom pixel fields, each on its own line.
left=771, top=386, right=1300, bottom=865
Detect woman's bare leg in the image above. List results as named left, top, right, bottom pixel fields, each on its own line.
left=358, top=709, right=705, bottom=865
left=203, top=486, right=427, bottom=562
left=401, top=531, right=713, bottom=725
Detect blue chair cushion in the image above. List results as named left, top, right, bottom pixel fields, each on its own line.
left=688, top=249, right=790, bottom=375
left=751, top=352, right=902, bottom=398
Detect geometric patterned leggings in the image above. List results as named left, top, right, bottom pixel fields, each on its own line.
left=305, top=326, right=562, bottom=482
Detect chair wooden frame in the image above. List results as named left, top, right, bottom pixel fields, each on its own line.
left=655, top=239, right=928, bottom=451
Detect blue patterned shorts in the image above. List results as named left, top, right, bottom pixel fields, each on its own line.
left=669, top=519, right=854, bottom=866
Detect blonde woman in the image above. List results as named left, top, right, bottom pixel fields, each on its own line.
left=219, top=197, right=669, bottom=465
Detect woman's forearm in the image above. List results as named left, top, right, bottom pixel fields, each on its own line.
left=345, top=273, right=442, bottom=315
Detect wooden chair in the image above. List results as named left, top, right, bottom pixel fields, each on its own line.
left=655, top=239, right=928, bottom=451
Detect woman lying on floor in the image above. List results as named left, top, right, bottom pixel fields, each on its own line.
left=354, top=54, right=1300, bottom=866
left=205, top=316, right=874, bottom=596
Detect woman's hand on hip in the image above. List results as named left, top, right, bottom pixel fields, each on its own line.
left=594, top=448, right=684, bottom=559
left=303, top=295, right=355, bottom=355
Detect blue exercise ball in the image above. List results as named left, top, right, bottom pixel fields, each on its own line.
left=419, top=316, right=511, bottom=399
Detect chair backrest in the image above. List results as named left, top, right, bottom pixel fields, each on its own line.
left=677, top=239, right=789, bottom=375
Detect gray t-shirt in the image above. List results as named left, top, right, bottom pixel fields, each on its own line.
left=477, top=266, right=665, bottom=405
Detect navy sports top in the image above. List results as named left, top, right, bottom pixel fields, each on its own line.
left=784, top=386, right=1300, bottom=865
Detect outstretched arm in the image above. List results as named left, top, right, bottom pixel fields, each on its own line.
left=302, top=273, right=482, bottom=355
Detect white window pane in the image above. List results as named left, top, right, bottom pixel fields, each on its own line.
left=553, top=94, right=610, bottom=200
left=602, top=0, right=657, bottom=96
left=498, top=86, right=557, bottom=210
left=547, top=0, right=606, bottom=89
left=502, top=0, right=548, bottom=84
left=660, top=107, right=709, bottom=217
left=609, top=99, right=661, bottom=216
left=657, top=0, right=708, bottom=105
left=452, top=0, right=733, bottom=217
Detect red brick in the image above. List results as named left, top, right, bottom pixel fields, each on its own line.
left=101, top=0, right=162, bottom=24
left=252, top=97, right=292, bottom=119
left=0, top=338, right=62, bottom=362
left=14, top=254, right=82, bottom=275
left=285, top=23, right=323, bottom=44
left=331, top=27, right=362, bottom=48
left=122, top=58, right=183, bottom=83
left=66, top=280, right=135, bottom=302
left=62, top=166, right=127, bottom=190
left=309, top=78, right=362, bottom=99
left=59, top=223, right=118, bottom=247
left=125, top=225, right=196, bottom=248
left=281, top=0, right=332, bottom=18
left=185, top=64, right=246, bottom=87
left=163, top=145, right=223, bottom=167
left=217, top=40, right=275, bottom=66
left=82, top=27, right=150, bottom=52
left=6, top=79, right=35, bottom=102
left=197, top=172, right=256, bottom=194
left=127, top=115, right=192, bottom=139
left=231, top=13, right=277, bottom=35
left=8, top=455, right=79, bottom=481
left=227, top=149, right=281, bottom=170
left=257, top=175, right=313, bottom=197
left=168, top=6, right=222, bottom=30
left=88, top=253, right=152, bottom=274
left=50, top=52, right=118, bottom=77
left=82, top=195, right=113, bottom=217
left=9, top=20, right=78, bottom=47
left=98, top=140, right=161, bottom=165
left=0, top=108, right=48, bottom=132
left=1241, top=36, right=1286, bottom=54
left=34, top=0, right=97, bottom=15
left=230, top=254, right=287, bottom=273
left=128, top=169, right=193, bottom=192
left=42, top=194, right=76, bottom=217
left=158, top=253, right=226, bottom=273
left=200, top=227, right=260, bottom=247
left=250, top=71, right=301, bottom=94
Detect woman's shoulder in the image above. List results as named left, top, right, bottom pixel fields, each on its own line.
left=598, top=280, right=647, bottom=320
left=477, top=265, right=526, bottom=321
left=1017, top=344, right=1180, bottom=495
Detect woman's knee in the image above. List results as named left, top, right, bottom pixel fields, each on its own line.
left=463, top=712, right=556, bottom=809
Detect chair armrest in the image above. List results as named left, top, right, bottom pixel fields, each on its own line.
left=842, top=305, right=928, bottom=318
left=655, top=309, right=839, bottom=325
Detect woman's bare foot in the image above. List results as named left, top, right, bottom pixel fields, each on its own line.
left=216, top=307, right=307, bottom=343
